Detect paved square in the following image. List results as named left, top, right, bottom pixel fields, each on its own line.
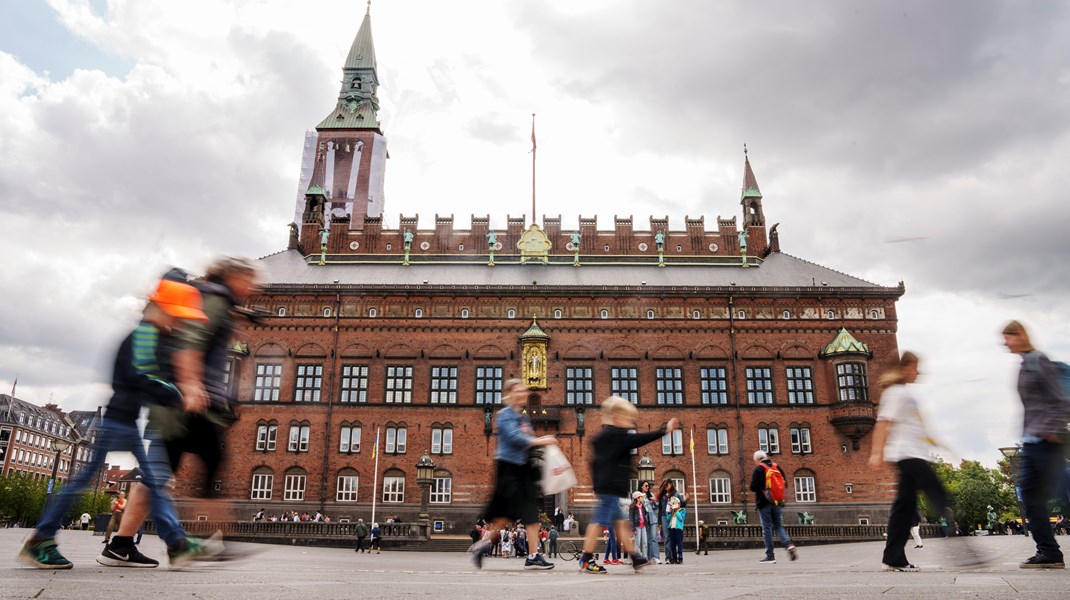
left=3, top=529, right=1068, bottom=599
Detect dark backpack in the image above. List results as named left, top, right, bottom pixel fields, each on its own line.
left=762, top=462, right=787, bottom=506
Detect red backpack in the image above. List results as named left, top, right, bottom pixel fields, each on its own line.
left=761, top=462, right=787, bottom=506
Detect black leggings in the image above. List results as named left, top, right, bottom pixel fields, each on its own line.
left=883, top=458, right=952, bottom=567
left=165, top=414, right=224, bottom=498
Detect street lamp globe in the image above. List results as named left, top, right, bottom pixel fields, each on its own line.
left=51, top=438, right=71, bottom=453
left=637, top=453, right=656, bottom=484
left=416, top=452, right=436, bottom=485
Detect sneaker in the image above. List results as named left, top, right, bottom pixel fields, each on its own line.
left=1020, top=554, right=1065, bottom=569
left=97, top=543, right=159, bottom=568
left=581, top=560, right=608, bottom=574
left=787, top=545, right=798, bottom=561
left=468, top=541, right=491, bottom=570
left=632, top=554, right=651, bottom=572
left=758, top=556, right=776, bottom=564
left=18, top=539, right=73, bottom=570
left=524, top=553, right=555, bottom=570
left=881, top=563, right=920, bottom=572
left=167, top=532, right=224, bottom=567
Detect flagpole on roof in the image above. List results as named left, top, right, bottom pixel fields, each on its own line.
left=530, top=113, right=536, bottom=226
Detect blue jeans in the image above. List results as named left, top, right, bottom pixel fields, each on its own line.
left=34, top=418, right=187, bottom=548
left=758, top=504, right=793, bottom=558
left=1019, top=440, right=1065, bottom=559
left=667, top=528, right=683, bottom=562
left=646, top=522, right=660, bottom=559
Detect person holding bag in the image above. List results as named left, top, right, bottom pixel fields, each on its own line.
left=469, top=379, right=558, bottom=570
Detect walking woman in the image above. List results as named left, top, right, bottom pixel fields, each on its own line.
left=869, top=351, right=951, bottom=572
left=1003, top=321, right=1069, bottom=568
left=656, top=479, right=687, bottom=558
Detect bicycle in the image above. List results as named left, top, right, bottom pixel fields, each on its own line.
left=557, top=540, right=583, bottom=562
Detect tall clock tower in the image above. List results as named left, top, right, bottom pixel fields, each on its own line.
left=293, top=3, right=387, bottom=236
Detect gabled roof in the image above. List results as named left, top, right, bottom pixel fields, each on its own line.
left=820, top=328, right=871, bottom=356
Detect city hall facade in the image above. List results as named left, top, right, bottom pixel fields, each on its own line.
left=201, top=9, right=904, bottom=531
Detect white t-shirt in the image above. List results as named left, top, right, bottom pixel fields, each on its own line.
left=876, top=384, right=933, bottom=462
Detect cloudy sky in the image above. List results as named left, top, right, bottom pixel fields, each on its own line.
left=2, top=0, right=1068, bottom=467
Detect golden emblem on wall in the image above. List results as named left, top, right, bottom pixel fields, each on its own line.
left=518, top=224, right=552, bottom=264
left=519, top=316, right=550, bottom=389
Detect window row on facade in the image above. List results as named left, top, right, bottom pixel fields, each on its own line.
left=271, top=305, right=886, bottom=322
left=251, top=362, right=870, bottom=405
left=254, top=422, right=453, bottom=455
left=245, top=468, right=819, bottom=505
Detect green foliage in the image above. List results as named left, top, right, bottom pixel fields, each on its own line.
left=0, top=472, right=49, bottom=526
left=918, top=459, right=1015, bottom=532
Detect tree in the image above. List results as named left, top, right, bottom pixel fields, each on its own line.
left=919, top=459, right=1011, bottom=533
left=0, top=473, right=48, bottom=526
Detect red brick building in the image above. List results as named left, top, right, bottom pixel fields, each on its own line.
left=207, top=9, right=905, bottom=531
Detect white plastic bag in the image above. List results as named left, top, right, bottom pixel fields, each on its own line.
left=540, top=444, right=577, bottom=494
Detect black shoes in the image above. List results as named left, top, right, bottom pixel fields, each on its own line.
left=523, top=553, right=555, bottom=570
left=1020, top=554, right=1065, bottom=569
left=97, top=543, right=159, bottom=568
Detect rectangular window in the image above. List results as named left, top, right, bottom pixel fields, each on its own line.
left=430, top=477, right=452, bottom=504
left=256, top=425, right=268, bottom=451
left=294, top=364, right=323, bottom=402
left=786, top=367, right=814, bottom=404
left=565, top=366, right=594, bottom=405
left=383, top=476, right=405, bottom=503
left=655, top=367, right=684, bottom=405
left=709, top=477, right=732, bottom=504
left=610, top=367, right=640, bottom=403
left=251, top=474, right=273, bottom=500
left=746, top=367, right=774, bottom=404
left=431, top=428, right=453, bottom=454
left=836, top=363, right=870, bottom=402
left=385, top=366, right=414, bottom=403
left=662, top=429, right=684, bottom=455
left=284, top=474, right=306, bottom=501
left=706, top=428, right=729, bottom=455
left=758, top=427, right=780, bottom=454
left=289, top=425, right=310, bottom=452
left=790, top=427, right=812, bottom=454
left=429, top=366, right=458, bottom=404
left=340, top=365, right=369, bottom=403
left=339, top=426, right=361, bottom=453
left=795, top=476, right=817, bottom=503
left=266, top=425, right=277, bottom=451
left=386, top=427, right=407, bottom=454
left=475, top=367, right=503, bottom=404
left=699, top=366, right=729, bottom=405
left=253, top=363, right=282, bottom=402
left=336, top=475, right=359, bottom=502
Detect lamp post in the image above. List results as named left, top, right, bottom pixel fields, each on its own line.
left=416, top=452, right=436, bottom=526
left=999, top=445, right=1025, bottom=535
left=45, top=438, right=71, bottom=506
left=638, top=453, right=656, bottom=486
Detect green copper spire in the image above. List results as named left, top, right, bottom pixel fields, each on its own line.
left=317, top=3, right=381, bottom=130
left=520, top=316, right=550, bottom=340
left=741, top=144, right=762, bottom=200
left=820, top=328, right=871, bottom=357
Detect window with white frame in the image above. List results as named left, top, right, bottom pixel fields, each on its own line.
left=700, top=366, right=729, bottom=404
left=646, top=309, right=655, bottom=319
left=340, top=425, right=361, bottom=453
left=383, top=473, right=405, bottom=503
left=786, top=366, right=814, bottom=404
left=795, top=474, right=817, bottom=503
left=656, top=367, right=684, bottom=405
left=565, top=366, right=594, bottom=405
left=745, top=366, right=774, bottom=404
left=610, top=366, right=640, bottom=403
left=706, top=427, right=729, bottom=455
left=508, top=308, right=517, bottom=319
left=251, top=471, right=273, bottom=500
left=790, top=426, right=812, bottom=454
left=600, top=309, right=609, bottom=319
left=284, top=472, right=306, bottom=501
left=430, top=476, right=452, bottom=504
left=758, top=426, right=780, bottom=454
left=254, top=363, right=282, bottom=401
left=475, top=367, right=503, bottom=404
left=256, top=423, right=277, bottom=451
left=431, top=426, right=453, bottom=455
left=340, top=365, right=369, bottom=403
left=288, top=424, right=310, bottom=452
left=385, top=425, right=407, bottom=454
left=709, top=475, right=732, bottom=503
left=836, top=362, right=869, bottom=402
left=385, top=365, right=414, bottom=403
left=336, top=473, right=359, bottom=502
left=430, top=366, right=458, bottom=404
left=294, top=364, right=323, bottom=402
left=662, top=429, right=684, bottom=455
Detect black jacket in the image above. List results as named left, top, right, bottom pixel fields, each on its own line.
left=590, top=425, right=667, bottom=497
left=749, top=460, right=786, bottom=509
left=105, top=323, right=182, bottom=423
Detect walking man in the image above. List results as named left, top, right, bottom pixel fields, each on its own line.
left=354, top=518, right=369, bottom=553
left=750, top=451, right=797, bottom=564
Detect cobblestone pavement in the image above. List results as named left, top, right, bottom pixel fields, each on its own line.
left=3, top=529, right=1069, bottom=599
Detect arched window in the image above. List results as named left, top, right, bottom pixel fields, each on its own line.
left=553, top=309, right=562, bottom=319
left=368, top=307, right=377, bottom=318
left=706, top=425, right=729, bottom=455
left=692, top=309, right=701, bottom=319
left=323, top=307, right=332, bottom=317
left=336, top=468, right=359, bottom=502
left=385, top=423, right=407, bottom=454
left=646, top=309, right=655, bottom=320
left=382, top=468, right=405, bottom=503
left=870, top=309, right=880, bottom=319
left=826, top=309, right=836, bottom=319
left=431, top=424, right=454, bottom=455
left=507, top=308, right=516, bottom=319
left=277, top=307, right=286, bottom=317
left=339, top=422, right=361, bottom=453
left=736, top=310, right=746, bottom=319
left=251, top=467, right=273, bottom=500
left=283, top=467, right=307, bottom=501
left=288, top=421, right=311, bottom=453
left=782, top=310, right=791, bottom=319
left=757, top=423, right=780, bottom=454
left=255, top=421, right=278, bottom=452
left=600, top=309, right=609, bottom=319
left=794, top=469, right=817, bottom=503
left=789, top=423, right=812, bottom=454
left=460, top=308, right=470, bottom=319
left=414, top=308, right=423, bottom=318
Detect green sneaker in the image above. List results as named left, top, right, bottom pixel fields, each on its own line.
left=19, top=539, right=74, bottom=570
left=167, top=532, right=224, bottom=567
